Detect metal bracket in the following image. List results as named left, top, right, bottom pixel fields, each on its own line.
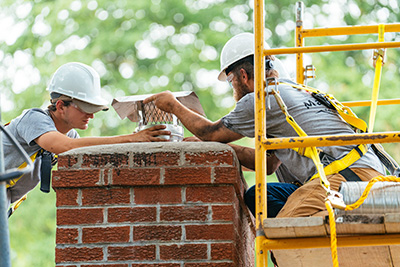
left=373, top=48, right=386, bottom=67
left=265, top=77, right=279, bottom=110
left=304, top=65, right=316, bottom=84
left=326, top=190, right=347, bottom=210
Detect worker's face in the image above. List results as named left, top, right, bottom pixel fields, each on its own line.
left=227, top=71, right=251, bottom=102
left=64, top=102, right=94, bottom=130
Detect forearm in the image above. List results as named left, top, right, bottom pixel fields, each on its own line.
left=171, top=102, right=235, bottom=142
left=229, top=144, right=256, bottom=170
left=41, top=135, right=136, bottom=154
left=144, top=91, right=243, bottom=143
left=36, top=126, right=169, bottom=154
left=229, top=144, right=281, bottom=175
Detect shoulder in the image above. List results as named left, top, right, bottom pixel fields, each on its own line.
left=237, top=93, right=255, bottom=106
left=13, top=108, right=56, bottom=131
left=20, top=108, right=51, bottom=120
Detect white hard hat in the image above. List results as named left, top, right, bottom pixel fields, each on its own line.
left=218, top=32, right=290, bottom=81
left=48, top=62, right=109, bottom=113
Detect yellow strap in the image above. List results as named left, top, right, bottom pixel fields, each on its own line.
left=6, top=151, right=39, bottom=188
left=270, top=89, right=330, bottom=189
left=368, top=24, right=385, bottom=133
left=281, top=82, right=368, bottom=132
left=309, top=144, right=369, bottom=181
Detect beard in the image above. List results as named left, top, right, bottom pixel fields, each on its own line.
left=233, top=79, right=251, bottom=102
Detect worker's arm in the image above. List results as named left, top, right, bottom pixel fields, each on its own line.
left=228, top=144, right=281, bottom=175
left=35, top=125, right=170, bottom=154
left=143, top=91, right=243, bottom=143
left=183, top=136, right=281, bottom=175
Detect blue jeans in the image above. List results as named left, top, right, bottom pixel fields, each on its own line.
left=244, top=183, right=300, bottom=218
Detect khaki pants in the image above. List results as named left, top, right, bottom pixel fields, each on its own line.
left=276, top=168, right=383, bottom=218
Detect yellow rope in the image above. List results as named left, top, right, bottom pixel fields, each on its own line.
left=326, top=175, right=400, bottom=267
left=345, top=175, right=400, bottom=211
left=325, top=200, right=339, bottom=267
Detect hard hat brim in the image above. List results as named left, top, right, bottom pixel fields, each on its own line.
left=73, top=99, right=109, bottom=114
left=218, top=70, right=228, bottom=82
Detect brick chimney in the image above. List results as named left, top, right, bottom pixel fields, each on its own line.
left=52, top=142, right=255, bottom=266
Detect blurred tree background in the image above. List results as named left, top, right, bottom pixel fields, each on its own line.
left=0, top=0, right=399, bottom=266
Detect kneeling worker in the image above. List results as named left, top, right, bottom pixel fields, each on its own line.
left=144, top=33, right=385, bottom=218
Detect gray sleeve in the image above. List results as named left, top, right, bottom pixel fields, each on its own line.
left=221, top=94, right=256, bottom=138
left=16, top=109, right=58, bottom=146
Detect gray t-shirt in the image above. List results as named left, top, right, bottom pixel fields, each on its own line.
left=3, top=108, right=79, bottom=204
left=222, top=80, right=385, bottom=183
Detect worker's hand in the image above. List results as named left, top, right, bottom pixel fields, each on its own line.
left=132, top=125, right=171, bottom=142
left=143, top=91, right=178, bottom=114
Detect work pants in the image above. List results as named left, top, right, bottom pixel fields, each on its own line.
left=277, top=168, right=383, bottom=218
left=244, top=183, right=299, bottom=218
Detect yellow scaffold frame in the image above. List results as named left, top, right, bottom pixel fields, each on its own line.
left=253, top=1, right=400, bottom=266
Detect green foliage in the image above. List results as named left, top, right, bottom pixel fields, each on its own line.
left=1, top=0, right=400, bottom=266
left=8, top=186, right=56, bottom=267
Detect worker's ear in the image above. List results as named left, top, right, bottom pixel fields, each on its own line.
left=55, top=100, right=67, bottom=113
left=239, top=68, right=249, bottom=82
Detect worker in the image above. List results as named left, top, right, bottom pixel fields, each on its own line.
left=144, top=32, right=385, bottom=218
left=3, top=62, right=170, bottom=215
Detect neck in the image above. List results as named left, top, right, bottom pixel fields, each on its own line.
left=49, top=110, right=71, bottom=134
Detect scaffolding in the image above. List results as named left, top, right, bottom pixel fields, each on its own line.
left=253, top=1, right=400, bottom=266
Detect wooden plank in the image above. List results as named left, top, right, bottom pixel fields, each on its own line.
left=331, top=214, right=385, bottom=235
left=264, top=214, right=399, bottom=266
left=273, top=248, right=333, bottom=267
left=264, top=216, right=327, bottom=238
left=389, top=245, right=400, bottom=266
left=336, top=246, right=392, bottom=267
left=273, top=245, right=393, bottom=266
left=385, top=213, right=400, bottom=233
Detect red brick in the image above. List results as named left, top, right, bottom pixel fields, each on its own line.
left=211, top=242, right=235, bottom=260
left=82, top=187, right=130, bottom=206
left=55, top=189, right=79, bottom=207
left=82, top=226, right=130, bottom=243
left=57, top=208, right=103, bottom=225
left=184, top=263, right=234, bottom=267
left=214, top=167, right=240, bottom=184
left=186, top=186, right=235, bottom=203
left=82, top=265, right=128, bottom=267
left=56, top=228, right=78, bottom=244
left=56, top=247, right=103, bottom=263
left=112, top=168, right=160, bottom=186
left=160, top=206, right=208, bottom=222
left=131, top=265, right=180, bottom=267
left=134, top=187, right=181, bottom=204
left=82, top=153, right=129, bottom=168
left=164, top=167, right=211, bottom=185
left=160, top=244, right=207, bottom=260
left=57, top=155, right=79, bottom=169
left=184, top=151, right=234, bottom=166
left=186, top=224, right=234, bottom=241
left=56, top=265, right=78, bottom=267
left=108, top=207, right=157, bottom=223
left=108, top=245, right=156, bottom=261
left=52, top=169, right=102, bottom=188
left=133, top=225, right=181, bottom=241
left=212, top=205, right=235, bottom=221
left=132, top=152, right=180, bottom=167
